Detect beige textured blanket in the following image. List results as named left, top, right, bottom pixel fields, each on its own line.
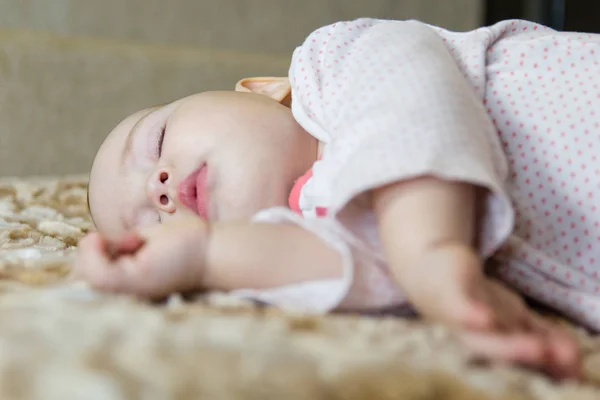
left=2, top=176, right=600, bottom=399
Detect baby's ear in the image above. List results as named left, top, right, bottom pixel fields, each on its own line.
left=235, top=77, right=291, bottom=106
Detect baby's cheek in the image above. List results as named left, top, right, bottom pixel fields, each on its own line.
left=136, top=212, right=161, bottom=229
left=215, top=183, right=267, bottom=220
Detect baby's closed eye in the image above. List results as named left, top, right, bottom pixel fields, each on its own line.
left=154, top=125, right=166, bottom=158
left=147, top=122, right=167, bottom=160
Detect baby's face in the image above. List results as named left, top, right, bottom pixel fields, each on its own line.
left=88, top=90, right=316, bottom=236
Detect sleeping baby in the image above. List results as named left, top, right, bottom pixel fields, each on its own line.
left=75, top=18, right=600, bottom=379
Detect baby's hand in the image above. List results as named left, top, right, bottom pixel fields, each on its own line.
left=72, top=218, right=208, bottom=299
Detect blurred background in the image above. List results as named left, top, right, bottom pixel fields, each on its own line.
left=0, top=0, right=590, bottom=177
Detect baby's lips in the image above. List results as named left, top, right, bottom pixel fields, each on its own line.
left=177, top=167, right=202, bottom=214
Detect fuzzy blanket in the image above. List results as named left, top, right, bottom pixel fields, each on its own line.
left=1, top=175, right=600, bottom=400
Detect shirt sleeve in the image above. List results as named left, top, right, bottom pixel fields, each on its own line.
left=228, top=207, right=406, bottom=313
left=288, top=18, right=514, bottom=257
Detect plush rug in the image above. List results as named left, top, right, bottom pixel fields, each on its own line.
left=1, top=176, right=600, bottom=400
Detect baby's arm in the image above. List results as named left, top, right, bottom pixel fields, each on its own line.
left=372, top=175, right=579, bottom=380
left=203, top=220, right=342, bottom=290
left=373, top=176, right=481, bottom=326
left=74, top=217, right=342, bottom=299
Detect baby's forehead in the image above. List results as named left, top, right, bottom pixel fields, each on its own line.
left=103, top=106, right=164, bottom=159
left=116, top=106, right=160, bottom=138
left=92, top=105, right=164, bottom=177
left=94, top=109, right=148, bottom=164
left=87, top=106, right=159, bottom=231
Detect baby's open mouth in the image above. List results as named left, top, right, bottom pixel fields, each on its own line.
left=177, top=165, right=209, bottom=219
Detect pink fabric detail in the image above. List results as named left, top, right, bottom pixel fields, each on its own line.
left=316, top=207, right=328, bottom=217
left=288, top=167, right=313, bottom=214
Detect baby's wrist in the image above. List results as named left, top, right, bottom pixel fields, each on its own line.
left=170, top=217, right=212, bottom=293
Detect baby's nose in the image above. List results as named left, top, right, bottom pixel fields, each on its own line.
left=146, top=168, right=176, bottom=213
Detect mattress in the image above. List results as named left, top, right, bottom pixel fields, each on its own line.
left=1, top=175, right=600, bottom=399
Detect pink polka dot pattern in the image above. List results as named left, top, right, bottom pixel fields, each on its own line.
left=290, top=19, right=513, bottom=258
left=480, top=20, right=600, bottom=330
left=238, top=19, right=600, bottom=330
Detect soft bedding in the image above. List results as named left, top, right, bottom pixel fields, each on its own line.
left=0, top=175, right=600, bottom=399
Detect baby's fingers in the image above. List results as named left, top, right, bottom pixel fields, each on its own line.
left=76, top=232, right=107, bottom=255
left=73, top=234, right=132, bottom=292
left=460, top=328, right=580, bottom=381
left=460, top=330, right=546, bottom=368
left=105, top=232, right=145, bottom=260
left=527, top=316, right=581, bottom=380
left=72, top=233, right=107, bottom=278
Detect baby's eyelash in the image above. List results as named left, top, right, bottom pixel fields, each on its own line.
left=156, top=125, right=166, bottom=157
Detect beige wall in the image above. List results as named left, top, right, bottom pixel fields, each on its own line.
left=0, top=0, right=483, bottom=53
left=0, top=0, right=483, bottom=177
